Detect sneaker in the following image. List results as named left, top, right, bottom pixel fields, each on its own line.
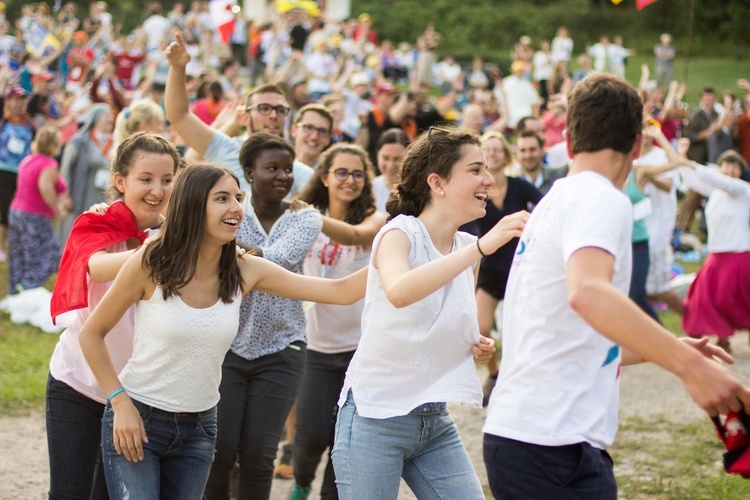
left=288, top=484, right=311, bottom=500
left=482, top=374, right=498, bottom=407
left=274, top=463, right=294, bottom=480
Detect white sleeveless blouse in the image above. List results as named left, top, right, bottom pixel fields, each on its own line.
left=339, top=215, right=483, bottom=418
left=120, top=286, right=241, bottom=413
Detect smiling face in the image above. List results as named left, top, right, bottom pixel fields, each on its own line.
left=324, top=152, right=366, bottom=207
left=516, top=135, right=544, bottom=175
left=720, top=159, right=743, bottom=179
left=204, top=174, right=244, bottom=245
left=377, top=142, right=406, bottom=188
left=292, top=110, right=332, bottom=165
left=441, top=144, right=494, bottom=222
left=115, top=153, right=174, bottom=230
left=246, top=91, right=288, bottom=136
left=483, top=137, right=508, bottom=174
left=247, top=148, right=294, bottom=203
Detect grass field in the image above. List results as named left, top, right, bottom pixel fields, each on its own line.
left=623, top=54, right=750, bottom=104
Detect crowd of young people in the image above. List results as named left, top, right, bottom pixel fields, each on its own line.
left=1, top=2, right=750, bottom=499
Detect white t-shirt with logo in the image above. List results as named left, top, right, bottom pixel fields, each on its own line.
left=484, top=171, right=633, bottom=449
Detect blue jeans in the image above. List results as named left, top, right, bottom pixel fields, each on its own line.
left=332, top=391, right=483, bottom=499
left=101, top=398, right=217, bottom=500
left=483, top=434, right=617, bottom=499
left=46, top=374, right=110, bottom=500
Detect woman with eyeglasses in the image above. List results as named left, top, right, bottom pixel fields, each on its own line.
left=288, top=143, right=387, bottom=499
left=473, top=131, right=542, bottom=406
left=202, top=133, right=323, bottom=500
left=331, top=128, right=528, bottom=498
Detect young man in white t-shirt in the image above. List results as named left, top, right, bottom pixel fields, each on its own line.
left=483, top=73, right=750, bottom=499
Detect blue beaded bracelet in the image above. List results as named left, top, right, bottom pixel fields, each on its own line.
left=108, top=387, right=126, bottom=403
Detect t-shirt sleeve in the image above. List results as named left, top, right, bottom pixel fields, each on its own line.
left=204, top=133, right=246, bottom=190
left=561, top=192, right=631, bottom=266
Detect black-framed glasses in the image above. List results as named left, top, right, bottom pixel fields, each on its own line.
left=330, top=168, right=365, bottom=182
left=427, top=126, right=451, bottom=138
left=245, top=103, right=291, bottom=116
left=298, top=123, right=331, bottom=138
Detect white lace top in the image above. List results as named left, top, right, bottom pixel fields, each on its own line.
left=119, top=286, right=242, bottom=412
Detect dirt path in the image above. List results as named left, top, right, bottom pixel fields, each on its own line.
left=3, top=336, right=749, bottom=500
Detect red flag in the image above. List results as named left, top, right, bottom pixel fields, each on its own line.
left=637, top=0, right=659, bottom=10
left=210, top=0, right=236, bottom=44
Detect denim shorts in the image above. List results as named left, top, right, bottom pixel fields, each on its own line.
left=101, top=398, right=217, bottom=500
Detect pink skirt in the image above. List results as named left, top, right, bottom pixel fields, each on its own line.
left=682, top=252, right=750, bottom=339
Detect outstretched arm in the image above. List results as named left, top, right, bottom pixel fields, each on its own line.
left=164, top=33, right=215, bottom=156
left=635, top=125, right=689, bottom=190
left=376, top=212, right=528, bottom=308
left=240, top=253, right=368, bottom=305
left=568, top=247, right=750, bottom=417
left=292, top=201, right=387, bottom=246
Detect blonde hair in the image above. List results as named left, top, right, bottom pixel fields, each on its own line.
left=31, top=125, right=61, bottom=157
left=112, top=99, right=165, bottom=157
left=480, top=131, right=513, bottom=168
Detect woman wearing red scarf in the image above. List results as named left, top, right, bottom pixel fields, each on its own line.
left=46, top=133, right=180, bottom=500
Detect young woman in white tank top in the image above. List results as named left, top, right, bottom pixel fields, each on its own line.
left=78, top=163, right=367, bottom=500
left=331, top=128, right=529, bottom=498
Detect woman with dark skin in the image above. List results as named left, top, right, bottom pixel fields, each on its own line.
left=204, top=133, right=323, bottom=500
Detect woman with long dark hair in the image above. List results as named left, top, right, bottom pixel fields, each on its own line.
left=78, top=163, right=366, bottom=500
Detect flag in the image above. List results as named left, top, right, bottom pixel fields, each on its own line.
left=210, top=0, right=236, bottom=44
left=25, top=19, right=61, bottom=58
left=611, top=0, right=624, bottom=5
left=637, top=0, right=659, bottom=10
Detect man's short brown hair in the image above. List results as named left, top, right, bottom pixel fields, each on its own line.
left=567, top=74, right=642, bottom=155
left=246, top=83, right=286, bottom=106
left=294, top=103, right=334, bottom=134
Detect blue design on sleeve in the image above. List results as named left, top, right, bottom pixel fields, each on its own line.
left=602, top=345, right=620, bottom=367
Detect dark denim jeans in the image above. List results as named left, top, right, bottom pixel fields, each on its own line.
left=630, top=240, right=662, bottom=324
left=203, top=343, right=306, bottom=500
left=293, top=349, right=355, bottom=499
left=46, top=373, right=110, bottom=500
left=101, top=398, right=217, bottom=500
left=483, top=434, right=617, bottom=499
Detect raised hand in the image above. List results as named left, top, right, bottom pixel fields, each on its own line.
left=164, top=32, right=191, bottom=67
